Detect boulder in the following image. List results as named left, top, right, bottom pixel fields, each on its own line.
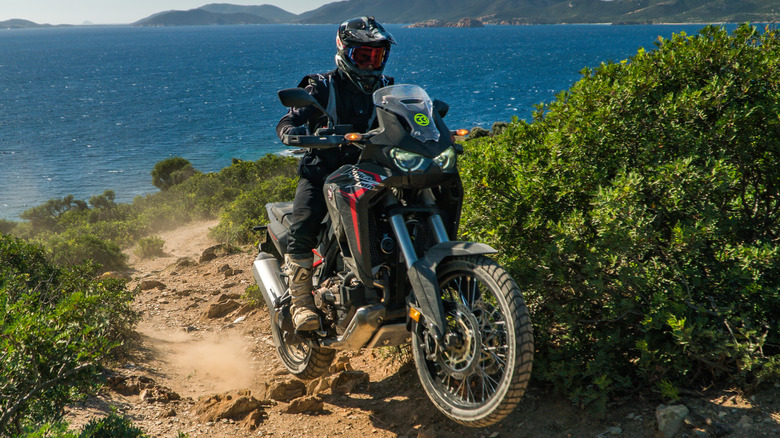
left=193, top=389, right=273, bottom=429
left=331, top=371, right=369, bottom=395
left=206, top=300, right=241, bottom=318
left=285, top=395, right=324, bottom=414
left=656, top=404, right=690, bottom=438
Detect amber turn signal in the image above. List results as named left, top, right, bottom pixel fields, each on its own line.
left=344, top=133, right=363, bottom=142
left=409, top=307, right=422, bottom=322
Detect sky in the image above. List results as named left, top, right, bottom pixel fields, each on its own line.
left=1, top=1, right=334, bottom=25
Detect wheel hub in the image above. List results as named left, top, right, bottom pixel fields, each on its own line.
left=438, top=304, right=482, bottom=380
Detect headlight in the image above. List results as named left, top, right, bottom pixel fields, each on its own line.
left=433, top=147, right=456, bottom=171
left=391, top=148, right=428, bottom=172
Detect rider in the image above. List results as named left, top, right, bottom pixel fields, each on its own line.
left=276, top=16, right=396, bottom=332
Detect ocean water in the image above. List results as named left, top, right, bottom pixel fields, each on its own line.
left=0, top=23, right=715, bottom=221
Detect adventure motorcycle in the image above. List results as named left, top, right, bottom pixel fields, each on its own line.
left=252, top=84, right=533, bottom=426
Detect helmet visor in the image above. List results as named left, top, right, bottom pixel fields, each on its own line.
left=347, top=46, right=388, bottom=71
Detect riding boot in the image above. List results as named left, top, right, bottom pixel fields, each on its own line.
left=285, top=254, right=319, bottom=332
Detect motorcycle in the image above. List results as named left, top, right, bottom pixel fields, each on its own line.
left=252, top=84, right=533, bottom=426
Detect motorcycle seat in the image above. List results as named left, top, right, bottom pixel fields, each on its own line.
left=268, top=201, right=294, bottom=228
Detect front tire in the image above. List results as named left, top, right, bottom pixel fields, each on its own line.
left=411, top=255, right=533, bottom=426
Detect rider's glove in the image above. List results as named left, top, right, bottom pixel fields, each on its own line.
left=287, top=126, right=308, bottom=136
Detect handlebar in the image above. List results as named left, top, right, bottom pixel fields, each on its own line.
left=281, top=134, right=347, bottom=149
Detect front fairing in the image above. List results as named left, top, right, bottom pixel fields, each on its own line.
left=366, top=85, right=457, bottom=187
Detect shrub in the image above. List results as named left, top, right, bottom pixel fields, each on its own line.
left=211, top=175, right=297, bottom=244
left=151, top=157, right=198, bottom=190
left=0, top=234, right=138, bottom=436
left=134, top=235, right=166, bottom=259
left=0, top=219, right=17, bottom=234
left=47, top=232, right=128, bottom=272
left=459, top=24, right=780, bottom=408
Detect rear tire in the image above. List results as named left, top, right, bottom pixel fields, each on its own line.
left=269, top=310, right=335, bottom=380
left=411, top=255, right=533, bottom=426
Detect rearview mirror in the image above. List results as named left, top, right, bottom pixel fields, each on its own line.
left=433, top=99, right=449, bottom=118
left=278, top=88, right=321, bottom=110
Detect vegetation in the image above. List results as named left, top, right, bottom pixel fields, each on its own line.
left=6, top=154, right=299, bottom=273
left=3, top=25, right=779, bottom=432
left=0, top=234, right=138, bottom=436
left=459, top=24, right=780, bottom=408
left=134, top=236, right=166, bottom=259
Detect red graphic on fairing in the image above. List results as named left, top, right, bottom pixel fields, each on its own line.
left=336, top=167, right=386, bottom=255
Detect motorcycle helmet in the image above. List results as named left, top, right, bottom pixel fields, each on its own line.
left=335, top=16, right=396, bottom=93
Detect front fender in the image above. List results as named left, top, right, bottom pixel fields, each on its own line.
left=407, top=241, right=497, bottom=340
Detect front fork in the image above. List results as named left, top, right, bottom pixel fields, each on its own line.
left=385, top=189, right=451, bottom=355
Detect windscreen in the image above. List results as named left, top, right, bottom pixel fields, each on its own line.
left=373, top=85, right=440, bottom=143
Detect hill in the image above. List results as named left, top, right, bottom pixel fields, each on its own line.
left=199, top=3, right=297, bottom=23
left=298, top=0, right=780, bottom=24
left=133, top=9, right=271, bottom=26
left=0, top=19, right=53, bottom=29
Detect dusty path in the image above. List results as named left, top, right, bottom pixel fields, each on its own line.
left=65, top=221, right=779, bottom=438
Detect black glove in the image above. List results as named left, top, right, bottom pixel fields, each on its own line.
left=287, top=126, right=308, bottom=136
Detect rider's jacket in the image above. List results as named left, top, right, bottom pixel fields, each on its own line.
left=276, top=69, right=393, bottom=185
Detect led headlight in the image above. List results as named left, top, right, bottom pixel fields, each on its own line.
left=433, top=147, right=456, bottom=171
left=391, top=148, right=428, bottom=172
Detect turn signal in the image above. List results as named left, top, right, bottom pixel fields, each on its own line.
left=409, top=307, right=422, bottom=322
left=455, top=129, right=469, bottom=137
left=344, top=133, right=363, bottom=142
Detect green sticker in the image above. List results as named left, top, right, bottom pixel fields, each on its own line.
left=414, top=113, right=430, bottom=126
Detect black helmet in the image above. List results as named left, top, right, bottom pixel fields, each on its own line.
left=335, top=16, right=396, bottom=93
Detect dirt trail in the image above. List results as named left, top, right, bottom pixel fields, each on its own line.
left=65, top=221, right=779, bottom=438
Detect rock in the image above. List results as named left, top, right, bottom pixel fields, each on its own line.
left=139, top=386, right=180, bottom=403
left=285, top=395, right=324, bottom=414
left=608, top=426, right=622, bottom=435
left=100, top=271, right=132, bottom=281
left=656, top=404, right=690, bottom=438
left=200, top=244, right=234, bottom=263
left=243, top=409, right=265, bottom=431
left=106, top=374, right=156, bottom=395
left=139, top=279, right=167, bottom=290
left=206, top=300, right=241, bottom=318
left=329, top=356, right=353, bottom=374
left=218, top=293, right=242, bottom=302
left=176, top=257, right=196, bottom=268
left=307, top=377, right=332, bottom=395
left=331, top=371, right=369, bottom=395
left=417, top=427, right=438, bottom=438
left=736, top=415, right=753, bottom=430
left=160, top=407, right=177, bottom=418
left=193, top=389, right=273, bottom=429
left=218, top=263, right=243, bottom=277
left=405, top=17, right=483, bottom=28
left=268, top=379, right=307, bottom=402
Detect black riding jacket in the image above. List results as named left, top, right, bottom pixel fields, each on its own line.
left=276, top=69, right=393, bottom=185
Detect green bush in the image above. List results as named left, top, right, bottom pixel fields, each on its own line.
left=47, top=232, right=128, bottom=272
left=211, top=174, right=298, bottom=244
left=134, top=235, right=166, bottom=259
left=0, top=234, right=138, bottom=436
left=151, top=157, right=198, bottom=190
left=459, top=24, right=780, bottom=408
left=77, top=413, right=148, bottom=438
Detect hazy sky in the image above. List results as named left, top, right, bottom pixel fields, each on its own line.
left=1, top=1, right=334, bottom=25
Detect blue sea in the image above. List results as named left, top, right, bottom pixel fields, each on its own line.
left=0, top=23, right=718, bottom=221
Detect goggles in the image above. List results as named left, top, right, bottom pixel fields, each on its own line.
left=347, top=46, right=388, bottom=70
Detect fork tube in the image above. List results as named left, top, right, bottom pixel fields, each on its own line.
left=385, top=193, right=418, bottom=270
left=421, top=189, right=450, bottom=244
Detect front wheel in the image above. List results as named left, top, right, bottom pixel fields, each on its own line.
left=411, top=255, right=533, bottom=427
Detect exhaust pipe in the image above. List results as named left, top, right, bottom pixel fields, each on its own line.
left=251, top=251, right=286, bottom=309
left=321, top=304, right=386, bottom=351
